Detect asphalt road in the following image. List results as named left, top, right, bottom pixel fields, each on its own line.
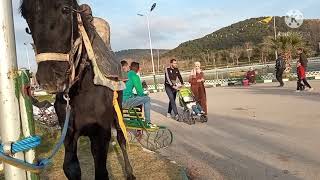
left=150, top=80, right=320, bottom=180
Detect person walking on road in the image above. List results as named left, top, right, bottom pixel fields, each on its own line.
left=165, top=59, right=184, bottom=121
left=189, top=62, right=207, bottom=115
left=297, top=48, right=313, bottom=91
left=296, top=61, right=306, bottom=92
left=275, top=53, right=286, bottom=87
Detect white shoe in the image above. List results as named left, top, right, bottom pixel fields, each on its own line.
left=166, top=113, right=171, bottom=118
left=295, top=90, right=301, bottom=93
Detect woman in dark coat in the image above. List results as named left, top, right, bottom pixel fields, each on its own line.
left=189, top=62, right=207, bottom=114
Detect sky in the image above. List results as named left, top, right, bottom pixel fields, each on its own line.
left=11, top=0, right=320, bottom=71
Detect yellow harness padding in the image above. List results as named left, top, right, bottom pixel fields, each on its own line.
left=113, top=91, right=129, bottom=148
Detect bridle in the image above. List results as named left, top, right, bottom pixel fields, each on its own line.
left=34, top=5, right=88, bottom=95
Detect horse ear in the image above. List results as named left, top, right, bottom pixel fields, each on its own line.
left=25, top=27, right=32, bottom=35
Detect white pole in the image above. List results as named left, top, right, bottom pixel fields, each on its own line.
left=146, top=15, right=155, bottom=75
left=0, top=1, right=28, bottom=180
left=146, top=14, right=158, bottom=90
left=274, top=17, right=278, bottom=59
left=24, top=43, right=31, bottom=70
left=157, top=49, right=160, bottom=74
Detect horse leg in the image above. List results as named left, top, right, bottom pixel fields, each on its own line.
left=89, top=128, right=111, bottom=180
left=63, top=131, right=81, bottom=180
left=116, top=129, right=136, bottom=180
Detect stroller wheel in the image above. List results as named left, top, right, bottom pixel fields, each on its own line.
left=188, top=116, right=195, bottom=125
left=200, top=115, right=208, bottom=123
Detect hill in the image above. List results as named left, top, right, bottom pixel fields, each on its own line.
left=115, top=49, right=169, bottom=61
left=163, top=17, right=320, bottom=63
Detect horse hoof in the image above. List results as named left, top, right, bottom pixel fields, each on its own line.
left=127, top=174, right=136, bottom=180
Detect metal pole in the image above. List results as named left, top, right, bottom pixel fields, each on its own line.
left=0, top=1, right=28, bottom=179
left=274, top=17, right=278, bottom=59
left=146, top=14, right=158, bottom=91
left=24, top=43, right=31, bottom=70
left=157, top=49, right=160, bottom=74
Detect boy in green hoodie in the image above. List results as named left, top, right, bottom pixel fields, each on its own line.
left=123, top=62, right=154, bottom=127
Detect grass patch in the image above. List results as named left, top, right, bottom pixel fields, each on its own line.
left=1, top=124, right=182, bottom=180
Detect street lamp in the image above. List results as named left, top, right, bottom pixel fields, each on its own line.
left=23, top=42, right=31, bottom=70
left=137, top=3, right=158, bottom=91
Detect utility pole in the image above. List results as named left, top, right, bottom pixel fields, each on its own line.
left=0, top=1, right=28, bottom=179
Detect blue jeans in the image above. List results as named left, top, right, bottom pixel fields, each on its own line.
left=192, top=104, right=204, bottom=114
left=123, top=96, right=151, bottom=123
left=165, top=85, right=178, bottom=116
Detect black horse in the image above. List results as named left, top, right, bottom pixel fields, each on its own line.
left=20, top=1, right=135, bottom=179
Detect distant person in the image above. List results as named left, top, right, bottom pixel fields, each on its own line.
left=275, top=53, right=286, bottom=87
left=189, top=62, right=207, bottom=115
left=296, top=61, right=306, bottom=92
left=298, top=48, right=308, bottom=70
left=122, top=62, right=155, bottom=128
left=165, top=59, right=184, bottom=121
left=121, top=60, right=130, bottom=80
left=297, top=48, right=313, bottom=90
left=296, top=61, right=313, bottom=91
left=246, top=67, right=256, bottom=84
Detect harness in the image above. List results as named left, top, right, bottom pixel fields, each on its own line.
left=35, top=7, right=128, bottom=145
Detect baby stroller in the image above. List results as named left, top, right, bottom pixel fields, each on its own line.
left=178, top=87, right=207, bottom=124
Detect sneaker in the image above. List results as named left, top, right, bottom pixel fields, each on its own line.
left=200, top=111, right=205, bottom=114
left=295, top=90, right=301, bottom=93
left=166, top=113, right=172, bottom=118
left=174, top=115, right=180, bottom=121
left=197, top=113, right=202, bottom=117
left=147, top=122, right=157, bottom=129
left=307, top=88, right=314, bottom=92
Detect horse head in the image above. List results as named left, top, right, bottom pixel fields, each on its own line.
left=20, top=0, right=79, bottom=93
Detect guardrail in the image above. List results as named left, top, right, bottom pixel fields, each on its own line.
left=141, top=57, right=320, bottom=81
left=146, top=70, right=320, bottom=93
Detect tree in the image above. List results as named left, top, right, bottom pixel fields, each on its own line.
left=210, top=52, right=217, bottom=67
left=244, top=42, right=253, bottom=64
left=215, top=51, right=223, bottom=66
left=231, top=46, right=242, bottom=65
left=264, top=32, right=305, bottom=69
left=229, top=52, right=235, bottom=65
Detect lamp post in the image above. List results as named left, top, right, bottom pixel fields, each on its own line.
left=0, top=1, right=28, bottom=179
left=138, top=3, right=158, bottom=91
left=24, top=42, right=31, bottom=70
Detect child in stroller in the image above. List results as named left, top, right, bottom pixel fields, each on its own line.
left=178, top=87, right=207, bottom=123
